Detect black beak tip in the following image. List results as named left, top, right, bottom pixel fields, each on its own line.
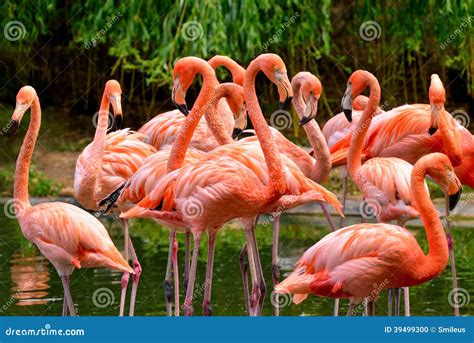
left=173, top=101, right=189, bottom=116
left=448, top=188, right=462, bottom=211
left=299, top=116, right=312, bottom=126
left=7, top=120, right=19, bottom=137
left=279, top=97, right=293, bottom=111
left=343, top=109, right=352, bottom=123
left=232, top=128, right=243, bottom=140
left=114, top=114, right=123, bottom=130
left=428, top=127, right=437, bottom=136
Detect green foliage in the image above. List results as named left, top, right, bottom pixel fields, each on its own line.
left=0, top=165, right=63, bottom=197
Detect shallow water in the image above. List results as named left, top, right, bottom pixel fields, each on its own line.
left=0, top=214, right=472, bottom=316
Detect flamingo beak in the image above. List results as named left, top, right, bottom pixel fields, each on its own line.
left=7, top=102, right=29, bottom=136
left=172, top=78, right=189, bottom=115
left=299, top=94, right=318, bottom=126
left=448, top=187, right=462, bottom=211
left=110, top=94, right=123, bottom=130
left=428, top=103, right=441, bottom=136
left=232, top=128, right=243, bottom=139
left=276, top=72, right=293, bottom=111
left=341, top=85, right=353, bottom=122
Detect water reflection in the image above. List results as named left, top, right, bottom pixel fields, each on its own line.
left=10, top=253, right=50, bottom=306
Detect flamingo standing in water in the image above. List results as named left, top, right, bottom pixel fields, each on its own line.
left=74, top=80, right=156, bottom=316
left=276, top=152, right=462, bottom=316
left=122, top=54, right=342, bottom=316
left=6, top=86, right=133, bottom=316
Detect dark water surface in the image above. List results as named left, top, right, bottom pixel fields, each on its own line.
left=0, top=214, right=472, bottom=316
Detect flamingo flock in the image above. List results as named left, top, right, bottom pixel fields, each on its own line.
left=4, top=53, right=471, bottom=317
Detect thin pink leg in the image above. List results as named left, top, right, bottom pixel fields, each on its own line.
left=272, top=214, right=280, bottom=316
left=249, top=222, right=266, bottom=316
left=128, top=235, right=142, bottom=316
left=119, top=218, right=130, bottom=316
left=60, top=274, right=76, bottom=316
left=164, top=230, right=174, bottom=316
left=202, top=231, right=217, bottom=316
left=62, top=295, right=68, bottom=316
left=172, top=230, right=180, bottom=316
left=445, top=193, right=459, bottom=316
left=184, top=231, right=202, bottom=316
left=239, top=243, right=251, bottom=315
left=183, top=229, right=191, bottom=292
left=320, top=203, right=337, bottom=232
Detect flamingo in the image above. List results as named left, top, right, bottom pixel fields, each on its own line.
left=121, top=54, right=342, bottom=316
left=275, top=152, right=462, bottom=316
left=74, top=80, right=156, bottom=316
left=5, top=86, right=133, bottom=316
left=137, top=57, right=244, bottom=152
left=105, top=80, right=247, bottom=316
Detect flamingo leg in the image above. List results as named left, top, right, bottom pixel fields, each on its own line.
left=249, top=221, right=266, bottom=316
left=119, top=218, right=130, bottom=316
left=202, top=231, right=217, bottom=316
left=62, top=295, right=68, bottom=316
left=387, top=289, right=393, bottom=316
left=403, top=287, right=410, bottom=316
left=272, top=214, right=281, bottom=316
left=243, top=227, right=259, bottom=316
left=338, top=168, right=348, bottom=228
left=368, top=301, right=376, bottom=316
left=164, top=230, right=174, bottom=316
left=319, top=203, right=337, bottom=232
left=60, top=274, right=76, bottom=316
left=445, top=193, right=460, bottom=316
left=171, top=230, right=180, bottom=316
left=184, top=231, right=202, bottom=316
left=128, top=235, right=142, bottom=317
left=239, top=243, right=251, bottom=315
left=346, top=303, right=355, bottom=316
left=394, top=288, right=401, bottom=316
left=184, top=228, right=191, bottom=292
left=333, top=299, right=340, bottom=316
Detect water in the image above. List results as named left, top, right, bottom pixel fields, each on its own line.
left=0, top=214, right=472, bottom=316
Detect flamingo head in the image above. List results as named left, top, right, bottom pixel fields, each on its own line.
left=428, top=74, right=446, bottom=135
left=422, top=153, right=462, bottom=210
left=172, top=57, right=214, bottom=115
left=291, top=72, right=322, bottom=125
left=7, top=86, right=37, bottom=136
left=208, top=55, right=245, bottom=86
left=252, top=54, right=293, bottom=111
left=104, top=80, right=123, bottom=130
left=341, top=70, right=376, bottom=123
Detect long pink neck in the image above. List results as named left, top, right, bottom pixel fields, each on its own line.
left=347, top=76, right=381, bottom=181
left=244, top=60, right=286, bottom=201
left=14, top=98, right=41, bottom=208
left=76, top=92, right=110, bottom=204
left=292, top=82, right=331, bottom=183
left=206, top=88, right=236, bottom=146
left=411, top=161, right=449, bottom=281
left=167, top=65, right=219, bottom=172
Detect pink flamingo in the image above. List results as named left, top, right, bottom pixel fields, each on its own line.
left=275, top=152, right=462, bottom=316
left=137, top=57, right=244, bottom=151
left=121, top=54, right=342, bottom=316
left=74, top=80, right=156, bottom=316
left=107, top=80, right=247, bottom=316
left=6, top=86, right=133, bottom=316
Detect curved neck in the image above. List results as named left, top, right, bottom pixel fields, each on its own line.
left=439, top=109, right=463, bottom=167
left=206, top=91, right=235, bottom=146
left=76, top=91, right=110, bottom=203
left=411, top=163, right=449, bottom=280
left=208, top=56, right=245, bottom=85
left=14, top=98, right=41, bottom=208
left=244, top=60, right=286, bottom=201
left=167, top=67, right=219, bottom=171
left=292, top=82, right=331, bottom=183
left=347, top=77, right=381, bottom=180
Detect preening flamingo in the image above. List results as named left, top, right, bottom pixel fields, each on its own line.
left=6, top=86, right=133, bottom=316
left=137, top=57, right=244, bottom=152
left=74, top=80, right=156, bottom=316
left=121, top=54, right=342, bottom=316
left=275, top=152, right=462, bottom=316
